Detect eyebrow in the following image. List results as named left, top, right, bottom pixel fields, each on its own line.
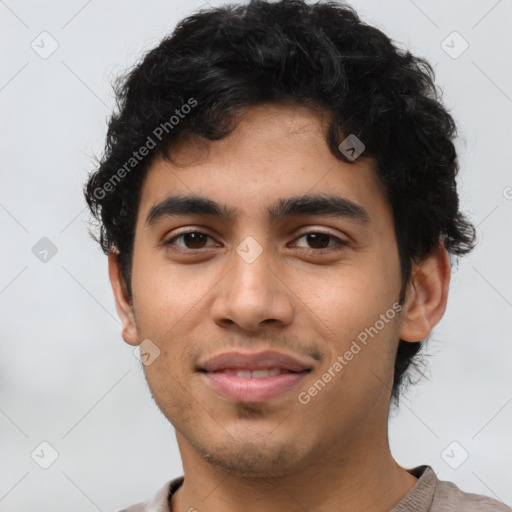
left=146, top=193, right=371, bottom=226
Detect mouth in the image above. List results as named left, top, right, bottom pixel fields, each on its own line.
left=206, top=368, right=299, bottom=378
left=197, top=350, right=313, bottom=403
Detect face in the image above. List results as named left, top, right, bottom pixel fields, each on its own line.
left=114, top=103, right=413, bottom=477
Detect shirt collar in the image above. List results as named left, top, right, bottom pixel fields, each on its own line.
left=144, top=465, right=436, bottom=511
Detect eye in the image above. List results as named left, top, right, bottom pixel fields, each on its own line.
left=162, top=230, right=217, bottom=251
left=292, top=231, right=348, bottom=251
left=161, top=229, right=348, bottom=253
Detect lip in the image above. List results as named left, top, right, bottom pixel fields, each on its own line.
left=198, top=350, right=312, bottom=403
left=199, top=350, right=312, bottom=373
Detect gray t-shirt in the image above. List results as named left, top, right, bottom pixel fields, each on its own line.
left=118, top=465, right=511, bottom=511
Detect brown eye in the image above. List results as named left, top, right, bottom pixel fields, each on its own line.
left=163, top=231, right=215, bottom=250
left=293, top=232, right=347, bottom=251
left=304, top=233, right=330, bottom=249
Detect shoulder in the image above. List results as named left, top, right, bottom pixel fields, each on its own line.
left=432, top=470, right=510, bottom=511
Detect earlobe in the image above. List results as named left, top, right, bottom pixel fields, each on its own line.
left=398, top=243, right=451, bottom=343
left=108, top=251, right=139, bottom=346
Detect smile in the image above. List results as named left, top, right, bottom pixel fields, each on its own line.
left=200, top=369, right=310, bottom=403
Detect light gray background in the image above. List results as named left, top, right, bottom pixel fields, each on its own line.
left=1, top=0, right=511, bottom=510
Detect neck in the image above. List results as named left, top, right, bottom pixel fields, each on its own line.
left=170, top=427, right=418, bottom=512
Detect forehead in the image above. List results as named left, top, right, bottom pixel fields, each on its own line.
left=136, top=103, right=390, bottom=228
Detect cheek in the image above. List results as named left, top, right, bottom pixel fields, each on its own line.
left=300, top=257, right=401, bottom=383
left=304, top=262, right=394, bottom=329
left=142, top=358, right=198, bottom=429
left=131, top=252, right=205, bottom=329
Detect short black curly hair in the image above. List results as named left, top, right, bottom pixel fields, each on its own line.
left=84, top=0, right=476, bottom=405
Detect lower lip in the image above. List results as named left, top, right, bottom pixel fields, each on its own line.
left=201, top=371, right=308, bottom=403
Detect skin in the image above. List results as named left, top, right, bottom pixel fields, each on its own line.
left=109, top=103, right=451, bottom=512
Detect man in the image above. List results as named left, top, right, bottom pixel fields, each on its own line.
left=84, top=0, right=510, bottom=510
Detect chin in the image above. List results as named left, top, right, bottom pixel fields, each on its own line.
left=189, top=432, right=304, bottom=477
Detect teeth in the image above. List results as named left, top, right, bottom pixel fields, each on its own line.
left=223, top=368, right=284, bottom=378
left=252, top=369, right=273, bottom=378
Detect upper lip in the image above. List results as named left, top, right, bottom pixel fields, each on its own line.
left=199, top=350, right=313, bottom=373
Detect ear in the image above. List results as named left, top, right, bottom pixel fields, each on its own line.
left=399, top=243, right=451, bottom=342
left=108, top=251, right=139, bottom=346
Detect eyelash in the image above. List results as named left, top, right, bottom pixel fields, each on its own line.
left=161, top=229, right=348, bottom=253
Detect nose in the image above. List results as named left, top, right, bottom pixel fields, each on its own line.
left=210, top=241, right=294, bottom=333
